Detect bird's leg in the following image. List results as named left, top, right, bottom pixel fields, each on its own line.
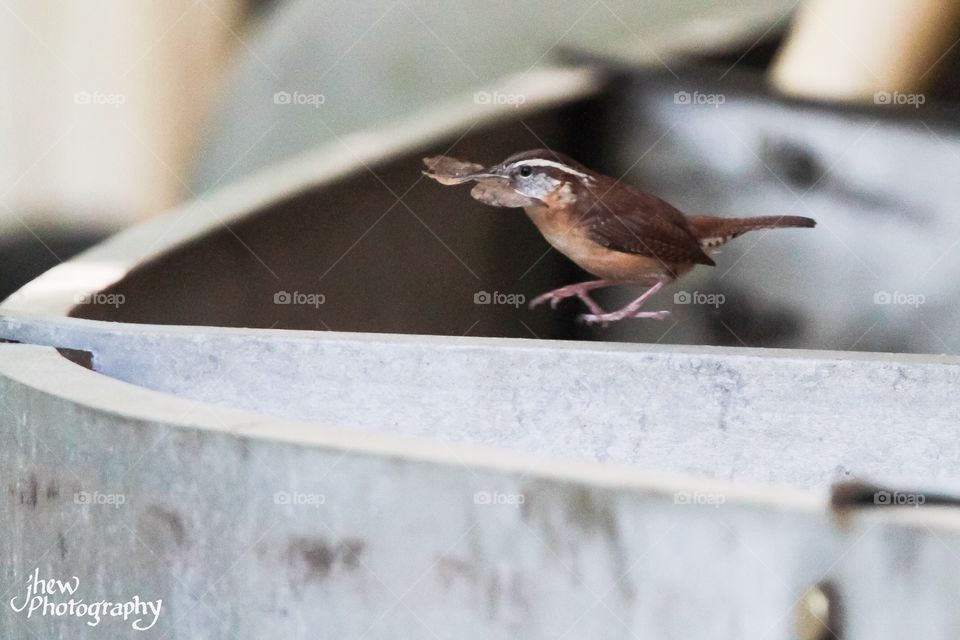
left=530, top=279, right=616, bottom=314
left=580, top=281, right=670, bottom=324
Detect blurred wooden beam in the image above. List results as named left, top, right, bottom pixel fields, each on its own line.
left=0, top=0, right=243, bottom=233
left=770, top=0, right=960, bottom=102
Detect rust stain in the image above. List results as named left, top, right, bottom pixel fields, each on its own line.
left=433, top=558, right=531, bottom=621
left=300, top=542, right=335, bottom=577
left=286, top=536, right=365, bottom=583
left=13, top=475, right=60, bottom=506
left=19, top=474, right=38, bottom=507
left=340, top=538, right=365, bottom=569
left=142, top=505, right=188, bottom=549
left=435, top=555, right=476, bottom=589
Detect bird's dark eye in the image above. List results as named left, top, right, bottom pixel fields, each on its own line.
left=518, top=166, right=533, bottom=177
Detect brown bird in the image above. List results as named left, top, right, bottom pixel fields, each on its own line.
left=423, top=149, right=816, bottom=324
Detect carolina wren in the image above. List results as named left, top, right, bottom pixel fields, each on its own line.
left=423, top=149, right=816, bottom=324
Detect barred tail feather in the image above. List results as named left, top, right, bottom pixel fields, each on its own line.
left=689, top=215, right=816, bottom=249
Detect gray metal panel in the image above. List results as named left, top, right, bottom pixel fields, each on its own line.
left=3, top=313, right=959, bottom=488
left=4, top=345, right=960, bottom=639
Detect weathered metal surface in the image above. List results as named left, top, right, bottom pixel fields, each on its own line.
left=4, top=345, right=960, bottom=639
left=3, top=312, right=960, bottom=489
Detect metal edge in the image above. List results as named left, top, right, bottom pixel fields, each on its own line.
left=2, top=309, right=959, bottom=368
left=0, top=342, right=825, bottom=513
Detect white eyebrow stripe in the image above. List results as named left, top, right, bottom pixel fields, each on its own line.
left=508, top=159, right=590, bottom=179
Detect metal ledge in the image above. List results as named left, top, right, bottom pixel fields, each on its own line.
left=3, top=311, right=960, bottom=488
left=4, top=345, right=960, bottom=639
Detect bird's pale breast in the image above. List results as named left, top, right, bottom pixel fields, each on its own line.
left=524, top=204, right=682, bottom=283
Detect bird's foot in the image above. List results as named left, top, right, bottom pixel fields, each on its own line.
left=578, top=309, right=671, bottom=325
left=530, top=284, right=590, bottom=309
left=529, top=280, right=613, bottom=313
left=577, top=280, right=669, bottom=325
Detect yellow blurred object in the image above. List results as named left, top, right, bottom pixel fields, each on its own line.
left=0, top=0, right=243, bottom=232
left=771, top=0, right=960, bottom=102
left=795, top=582, right=837, bottom=640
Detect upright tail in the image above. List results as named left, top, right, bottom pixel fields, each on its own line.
left=687, top=215, right=816, bottom=250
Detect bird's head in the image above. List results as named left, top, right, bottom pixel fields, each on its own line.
left=463, top=149, right=594, bottom=207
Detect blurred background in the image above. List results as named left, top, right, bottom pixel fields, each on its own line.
left=4, top=0, right=960, bottom=353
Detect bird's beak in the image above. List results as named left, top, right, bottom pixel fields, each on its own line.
left=421, top=170, right=502, bottom=185
left=462, top=169, right=503, bottom=180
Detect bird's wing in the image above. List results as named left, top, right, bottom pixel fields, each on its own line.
left=580, top=183, right=715, bottom=266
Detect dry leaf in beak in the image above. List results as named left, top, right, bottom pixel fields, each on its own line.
left=470, top=180, right=533, bottom=208
left=421, top=155, right=486, bottom=185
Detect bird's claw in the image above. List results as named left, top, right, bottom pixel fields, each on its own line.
left=639, top=310, right=672, bottom=321
left=577, top=315, right=610, bottom=328
left=578, top=309, right=671, bottom=325
left=529, top=292, right=560, bottom=310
